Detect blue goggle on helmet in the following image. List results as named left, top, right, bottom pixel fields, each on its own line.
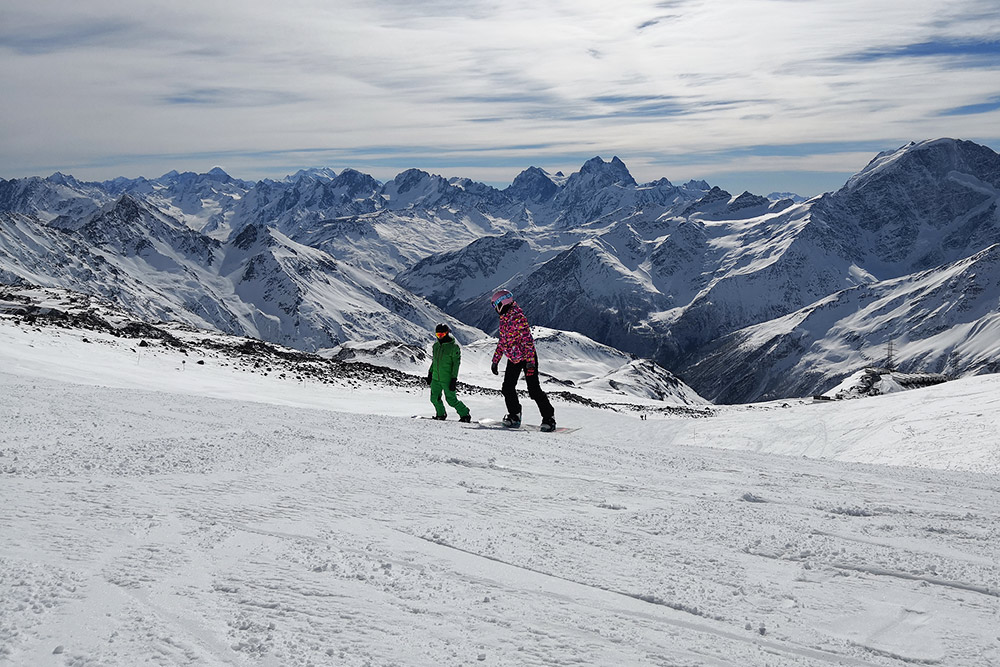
left=491, top=289, right=514, bottom=312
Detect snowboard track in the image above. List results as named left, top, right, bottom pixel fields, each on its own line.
left=406, top=531, right=885, bottom=667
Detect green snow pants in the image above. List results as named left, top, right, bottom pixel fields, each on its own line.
left=430, top=379, right=470, bottom=418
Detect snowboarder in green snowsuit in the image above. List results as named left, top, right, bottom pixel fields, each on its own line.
left=427, top=323, right=471, bottom=422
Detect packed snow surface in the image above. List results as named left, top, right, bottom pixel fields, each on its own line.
left=2, top=315, right=999, bottom=666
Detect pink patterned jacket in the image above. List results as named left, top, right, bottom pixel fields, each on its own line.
left=492, top=303, right=538, bottom=371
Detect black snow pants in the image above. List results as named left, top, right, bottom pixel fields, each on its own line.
left=501, top=360, right=555, bottom=421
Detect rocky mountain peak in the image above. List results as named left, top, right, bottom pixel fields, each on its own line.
left=728, top=191, right=771, bottom=212
left=644, top=177, right=675, bottom=189
left=286, top=167, right=338, bottom=183
left=845, top=138, right=1000, bottom=194
left=231, top=223, right=264, bottom=252
left=576, top=156, right=637, bottom=187
left=47, top=172, right=81, bottom=187
left=507, top=166, right=560, bottom=204
left=680, top=186, right=733, bottom=216
left=330, top=169, right=381, bottom=198
left=390, top=169, right=436, bottom=195
left=818, top=138, right=1000, bottom=268
left=109, top=193, right=146, bottom=220
left=206, top=167, right=232, bottom=181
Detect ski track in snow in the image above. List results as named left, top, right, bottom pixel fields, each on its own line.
left=2, top=324, right=1000, bottom=665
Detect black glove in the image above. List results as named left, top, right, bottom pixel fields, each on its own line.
left=426, top=372, right=432, bottom=385
left=449, top=378, right=457, bottom=392
left=491, top=362, right=499, bottom=376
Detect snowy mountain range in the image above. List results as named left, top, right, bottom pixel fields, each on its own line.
left=2, top=138, right=999, bottom=403
left=401, top=139, right=1000, bottom=401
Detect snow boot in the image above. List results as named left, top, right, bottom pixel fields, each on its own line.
left=459, top=414, right=472, bottom=423
left=540, top=418, right=556, bottom=433
left=432, top=415, right=447, bottom=421
left=501, top=413, right=521, bottom=428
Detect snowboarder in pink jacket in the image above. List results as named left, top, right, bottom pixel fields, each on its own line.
left=490, top=289, right=556, bottom=432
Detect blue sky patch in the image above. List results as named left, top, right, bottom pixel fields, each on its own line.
left=848, top=39, right=1000, bottom=66
left=939, top=95, right=1000, bottom=116
left=0, top=19, right=136, bottom=55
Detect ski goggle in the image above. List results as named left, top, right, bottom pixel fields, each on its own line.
left=435, top=331, right=448, bottom=338
left=492, top=294, right=512, bottom=311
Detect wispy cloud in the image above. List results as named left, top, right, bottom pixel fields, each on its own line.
left=1, top=0, right=999, bottom=196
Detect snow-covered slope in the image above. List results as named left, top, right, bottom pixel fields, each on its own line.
left=0, top=168, right=254, bottom=239
left=0, top=199, right=234, bottom=330
left=395, top=233, right=543, bottom=312
left=124, top=168, right=254, bottom=239
left=683, top=243, right=1000, bottom=402
left=220, top=224, right=487, bottom=349
left=815, top=138, right=1000, bottom=277
left=2, top=292, right=999, bottom=666
left=465, top=326, right=707, bottom=405
left=228, top=170, right=381, bottom=238
left=487, top=231, right=677, bottom=352
left=0, top=200, right=484, bottom=351
left=0, top=172, right=111, bottom=223
left=0, top=285, right=705, bottom=408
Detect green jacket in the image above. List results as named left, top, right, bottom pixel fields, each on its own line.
left=429, top=335, right=461, bottom=382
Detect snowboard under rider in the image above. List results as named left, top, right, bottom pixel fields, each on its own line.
left=426, top=323, right=472, bottom=422
left=489, top=289, right=556, bottom=432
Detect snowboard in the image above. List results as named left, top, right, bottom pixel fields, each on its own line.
left=467, top=418, right=580, bottom=434
left=412, top=415, right=579, bottom=434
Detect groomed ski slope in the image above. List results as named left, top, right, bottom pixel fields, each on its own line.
left=2, top=317, right=999, bottom=666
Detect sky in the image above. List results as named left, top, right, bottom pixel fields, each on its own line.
left=1, top=0, right=999, bottom=197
